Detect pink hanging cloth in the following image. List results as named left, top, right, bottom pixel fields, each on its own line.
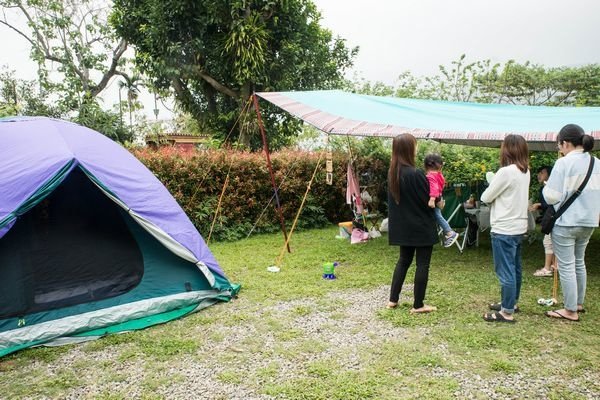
left=346, top=163, right=363, bottom=214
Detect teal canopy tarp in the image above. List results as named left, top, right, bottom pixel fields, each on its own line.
left=257, top=90, right=600, bottom=151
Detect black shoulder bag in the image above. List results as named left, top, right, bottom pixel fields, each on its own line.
left=540, top=155, right=595, bottom=235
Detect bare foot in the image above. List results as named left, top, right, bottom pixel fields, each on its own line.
left=386, top=302, right=398, bottom=309
left=410, top=305, right=437, bottom=313
left=545, top=308, right=579, bottom=321
left=498, top=310, right=514, bottom=321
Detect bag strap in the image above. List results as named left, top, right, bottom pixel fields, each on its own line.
left=553, top=155, right=595, bottom=220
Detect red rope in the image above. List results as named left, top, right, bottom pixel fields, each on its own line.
left=252, top=93, right=291, bottom=253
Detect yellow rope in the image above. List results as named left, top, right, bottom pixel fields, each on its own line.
left=203, top=97, right=255, bottom=244
left=552, top=256, right=559, bottom=300
left=207, top=173, right=230, bottom=244
left=274, top=151, right=324, bottom=267
left=186, top=97, right=253, bottom=210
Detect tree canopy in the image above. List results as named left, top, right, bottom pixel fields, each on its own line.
left=0, top=67, right=62, bottom=118
left=0, top=0, right=130, bottom=110
left=349, top=55, right=600, bottom=107
left=111, top=0, right=358, bottom=149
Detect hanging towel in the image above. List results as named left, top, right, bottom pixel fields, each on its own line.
left=346, top=163, right=363, bottom=214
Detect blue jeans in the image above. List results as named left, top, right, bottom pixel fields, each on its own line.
left=551, top=225, right=594, bottom=311
left=491, top=233, right=523, bottom=314
left=434, top=207, right=452, bottom=234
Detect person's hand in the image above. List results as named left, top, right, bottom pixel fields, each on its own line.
left=428, top=198, right=436, bottom=208
left=528, top=203, right=541, bottom=212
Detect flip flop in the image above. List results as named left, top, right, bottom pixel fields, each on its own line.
left=533, top=268, right=553, bottom=277
left=483, top=311, right=516, bottom=323
left=545, top=310, right=579, bottom=322
left=386, top=302, right=398, bottom=309
left=489, top=303, right=520, bottom=313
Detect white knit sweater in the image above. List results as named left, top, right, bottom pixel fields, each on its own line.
left=481, top=164, right=530, bottom=235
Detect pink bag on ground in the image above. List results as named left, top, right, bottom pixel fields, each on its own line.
left=351, top=228, right=369, bottom=244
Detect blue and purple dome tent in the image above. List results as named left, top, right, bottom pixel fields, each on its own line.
left=0, top=117, right=239, bottom=357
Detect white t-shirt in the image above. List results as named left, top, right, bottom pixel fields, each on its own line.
left=481, top=164, right=530, bottom=235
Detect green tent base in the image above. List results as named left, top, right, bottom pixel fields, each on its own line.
left=0, top=283, right=240, bottom=358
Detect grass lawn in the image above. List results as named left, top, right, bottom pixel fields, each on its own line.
left=1, top=226, right=599, bottom=399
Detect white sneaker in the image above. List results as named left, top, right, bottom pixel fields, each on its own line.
left=443, top=232, right=458, bottom=247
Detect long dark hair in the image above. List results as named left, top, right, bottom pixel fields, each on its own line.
left=388, top=133, right=417, bottom=204
left=500, top=134, right=529, bottom=173
left=424, top=153, right=443, bottom=171
left=558, top=124, right=595, bottom=152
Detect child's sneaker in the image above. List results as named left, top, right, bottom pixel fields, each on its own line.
left=443, top=231, right=458, bottom=247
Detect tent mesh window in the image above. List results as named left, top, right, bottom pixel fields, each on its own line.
left=0, top=168, right=144, bottom=319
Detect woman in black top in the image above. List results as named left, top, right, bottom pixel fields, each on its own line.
left=387, top=134, right=438, bottom=313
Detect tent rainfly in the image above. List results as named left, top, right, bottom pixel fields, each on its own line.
left=256, top=90, right=600, bottom=151
left=0, top=117, right=239, bottom=357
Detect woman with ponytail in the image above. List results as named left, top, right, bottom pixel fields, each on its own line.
left=543, top=124, right=600, bottom=322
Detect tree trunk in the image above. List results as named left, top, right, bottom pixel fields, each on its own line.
left=237, top=81, right=252, bottom=148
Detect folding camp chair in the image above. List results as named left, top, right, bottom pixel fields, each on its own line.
left=437, top=203, right=469, bottom=252
left=438, top=182, right=486, bottom=253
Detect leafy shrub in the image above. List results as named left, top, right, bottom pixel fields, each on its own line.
left=133, top=147, right=387, bottom=241
left=133, top=140, right=558, bottom=241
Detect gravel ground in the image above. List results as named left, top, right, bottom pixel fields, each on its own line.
left=11, top=284, right=597, bottom=399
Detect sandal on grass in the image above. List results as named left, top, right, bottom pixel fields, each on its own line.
left=545, top=310, right=579, bottom=322
left=489, top=303, right=520, bottom=313
left=386, top=302, right=398, bottom=309
left=533, top=268, right=553, bottom=277
left=483, top=311, right=515, bottom=323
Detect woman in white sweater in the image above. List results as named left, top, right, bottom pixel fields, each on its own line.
left=481, top=135, right=530, bottom=323
left=543, top=124, right=599, bottom=322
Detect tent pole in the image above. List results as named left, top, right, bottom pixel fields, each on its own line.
left=252, top=93, right=291, bottom=253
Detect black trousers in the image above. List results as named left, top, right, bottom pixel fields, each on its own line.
left=389, top=245, right=433, bottom=309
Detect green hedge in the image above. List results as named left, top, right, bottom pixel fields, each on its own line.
left=133, top=143, right=560, bottom=241
left=133, top=147, right=389, bottom=241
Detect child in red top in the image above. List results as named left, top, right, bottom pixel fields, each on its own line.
left=425, top=154, right=458, bottom=247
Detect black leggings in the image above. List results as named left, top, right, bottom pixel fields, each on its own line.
left=389, top=245, right=433, bottom=309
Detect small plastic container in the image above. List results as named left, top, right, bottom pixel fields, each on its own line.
left=322, top=262, right=338, bottom=279
left=337, top=222, right=353, bottom=239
